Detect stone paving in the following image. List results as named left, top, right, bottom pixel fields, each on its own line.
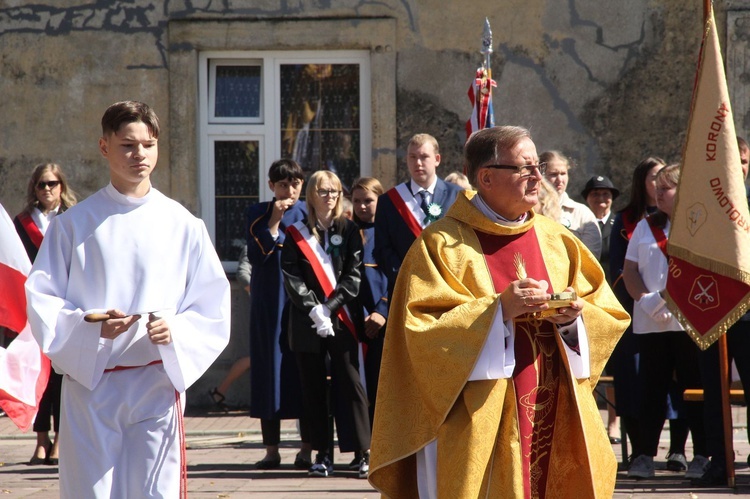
left=1, top=406, right=749, bottom=498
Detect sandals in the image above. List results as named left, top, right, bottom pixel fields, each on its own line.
left=208, top=387, right=229, bottom=412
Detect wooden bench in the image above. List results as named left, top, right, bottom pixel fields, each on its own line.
left=683, top=388, right=746, bottom=404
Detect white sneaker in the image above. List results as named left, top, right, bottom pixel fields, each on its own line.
left=308, top=453, right=333, bottom=477
left=685, top=455, right=710, bottom=479
left=358, top=452, right=370, bottom=479
left=627, top=455, right=655, bottom=478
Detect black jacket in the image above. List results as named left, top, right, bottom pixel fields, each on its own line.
left=281, top=218, right=364, bottom=353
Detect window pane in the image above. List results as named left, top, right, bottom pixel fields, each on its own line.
left=215, top=65, right=261, bottom=118
left=280, top=64, right=360, bottom=192
left=215, top=141, right=260, bottom=261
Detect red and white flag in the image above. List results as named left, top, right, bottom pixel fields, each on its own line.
left=0, top=203, right=50, bottom=431
left=664, top=5, right=750, bottom=350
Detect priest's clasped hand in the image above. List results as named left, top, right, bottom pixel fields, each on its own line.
left=544, top=287, right=585, bottom=326
left=500, top=278, right=551, bottom=320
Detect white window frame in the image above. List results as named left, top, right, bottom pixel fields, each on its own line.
left=208, top=59, right=264, bottom=124
left=198, top=50, right=372, bottom=271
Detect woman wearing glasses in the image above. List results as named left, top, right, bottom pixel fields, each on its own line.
left=281, top=170, right=370, bottom=478
left=13, top=163, right=77, bottom=466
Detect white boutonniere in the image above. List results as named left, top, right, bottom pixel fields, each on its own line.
left=424, top=203, right=443, bottom=224
left=327, top=233, right=344, bottom=257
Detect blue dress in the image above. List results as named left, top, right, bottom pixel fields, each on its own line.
left=357, top=221, right=389, bottom=425
left=245, top=199, right=307, bottom=420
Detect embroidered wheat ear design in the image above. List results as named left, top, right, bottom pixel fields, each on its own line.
left=514, top=253, right=527, bottom=280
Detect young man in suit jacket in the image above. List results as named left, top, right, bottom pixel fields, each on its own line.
left=374, top=133, right=461, bottom=299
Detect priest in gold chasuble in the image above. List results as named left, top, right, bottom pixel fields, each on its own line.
left=368, top=126, right=630, bottom=499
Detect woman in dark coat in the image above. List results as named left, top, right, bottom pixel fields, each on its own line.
left=244, top=159, right=311, bottom=469
left=281, top=170, right=370, bottom=478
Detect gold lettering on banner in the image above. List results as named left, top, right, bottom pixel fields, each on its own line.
left=705, top=103, right=729, bottom=161
left=667, top=257, right=682, bottom=278
left=709, top=178, right=750, bottom=233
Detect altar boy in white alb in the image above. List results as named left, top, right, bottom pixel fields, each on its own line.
left=25, top=101, right=231, bottom=498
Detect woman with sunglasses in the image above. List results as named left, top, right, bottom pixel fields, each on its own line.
left=281, top=170, right=370, bottom=479
left=13, top=163, right=77, bottom=466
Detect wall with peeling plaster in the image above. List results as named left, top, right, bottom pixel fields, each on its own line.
left=1, top=0, right=748, bottom=408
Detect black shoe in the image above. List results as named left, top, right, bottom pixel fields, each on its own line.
left=690, top=462, right=728, bottom=487
left=208, top=387, right=229, bottom=412
left=348, top=451, right=363, bottom=470
left=255, top=456, right=281, bottom=470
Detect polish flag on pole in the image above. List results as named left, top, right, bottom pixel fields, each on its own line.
left=0, top=203, right=50, bottom=431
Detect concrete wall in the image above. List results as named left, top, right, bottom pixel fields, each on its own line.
left=1, top=0, right=748, bottom=409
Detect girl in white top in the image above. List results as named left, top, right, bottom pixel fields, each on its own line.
left=622, top=164, right=708, bottom=479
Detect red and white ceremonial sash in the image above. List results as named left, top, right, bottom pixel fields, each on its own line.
left=646, top=216, right=669, bottom=259
left=17, top=211, right=43, bottom=249
left=0, top=204, right=51, bottom=432
left=286, top=222, right=358, bottom=341
left=386, top=184, right=425, bottom=238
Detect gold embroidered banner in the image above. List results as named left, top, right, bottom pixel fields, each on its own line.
left=665, top=5, right=750, bottom=350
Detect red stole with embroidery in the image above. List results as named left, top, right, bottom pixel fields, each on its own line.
left=475, top=228, right=560, bottom=499
left=286, top=222, right=358, bottom=342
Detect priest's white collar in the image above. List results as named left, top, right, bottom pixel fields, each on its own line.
left=472, top=193, right=528, bottom=226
